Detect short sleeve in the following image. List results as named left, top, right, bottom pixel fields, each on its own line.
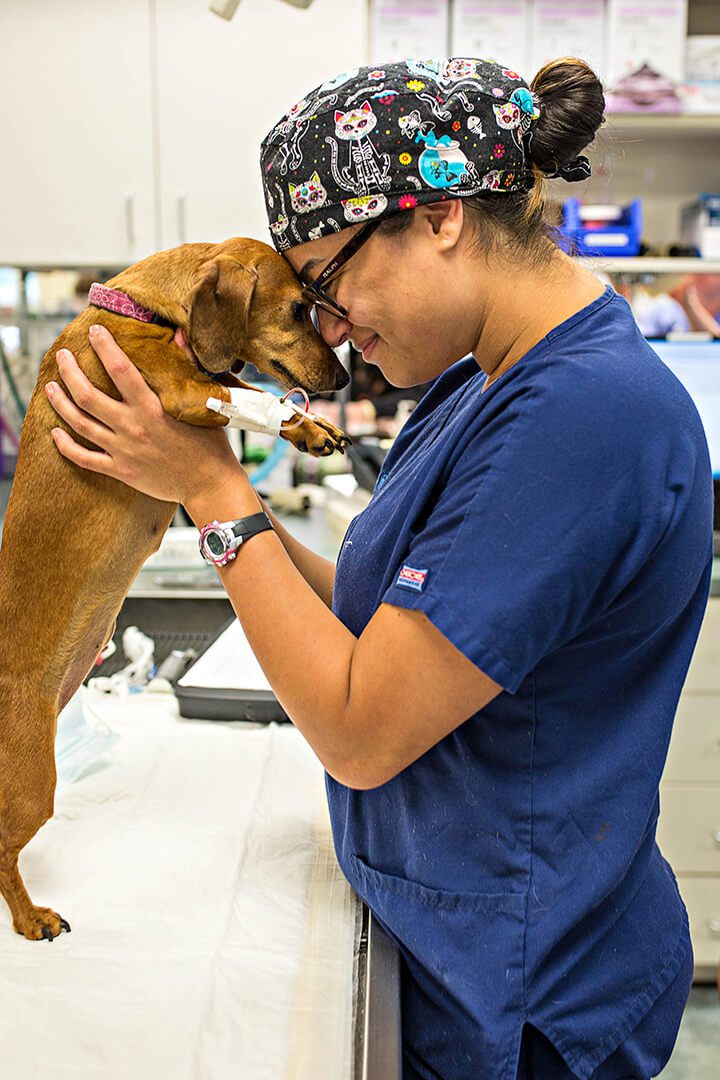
left=382, top=379, right=675, bottom=694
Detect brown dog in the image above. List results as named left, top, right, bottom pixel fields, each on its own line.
left=0, top=237, right=349, bottom=941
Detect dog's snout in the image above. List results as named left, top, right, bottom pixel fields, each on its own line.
left=335, top=367, right=350, bottom=391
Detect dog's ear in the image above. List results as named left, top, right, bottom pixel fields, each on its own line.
left=186, top=255, right=258, bottom=373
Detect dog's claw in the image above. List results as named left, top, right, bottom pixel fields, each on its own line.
left=41, top=926, right=54, bottom=942
left=59, top=918, right=72, bottom=934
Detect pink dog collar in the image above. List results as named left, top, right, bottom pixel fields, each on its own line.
left=88, top=283, right=158, bottom=323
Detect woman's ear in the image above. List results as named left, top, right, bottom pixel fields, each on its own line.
left=186, top=256, right=258, bottom=373
left=421, top=199, right=465, bottom=248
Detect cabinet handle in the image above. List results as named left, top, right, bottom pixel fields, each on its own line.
left=177, top=193, right=187, bottom=243
left=707, top=919, right=720, bottom=935
left=124, top=192, right=135, bottom=246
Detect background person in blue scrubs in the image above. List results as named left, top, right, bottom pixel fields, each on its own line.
left=46, top=57, right=712, bottom=1079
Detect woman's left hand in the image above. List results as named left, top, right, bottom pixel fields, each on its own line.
left=46, top=324, right=242, bottom=505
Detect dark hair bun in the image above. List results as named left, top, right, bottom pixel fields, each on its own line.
left=529, top=58, right=605, bottom=176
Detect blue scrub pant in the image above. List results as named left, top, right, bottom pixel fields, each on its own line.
left=402, top=944, right=693, bottom=1080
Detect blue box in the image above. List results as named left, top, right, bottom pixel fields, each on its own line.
left=560, top=198, right=643, bottom=257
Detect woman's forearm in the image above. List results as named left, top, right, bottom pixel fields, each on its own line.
left=259, top=500, right=336, bottom=608
left=185, top=473, right=358, bottom=781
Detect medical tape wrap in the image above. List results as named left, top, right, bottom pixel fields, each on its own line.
left=206, top=388, right=312, bottom=436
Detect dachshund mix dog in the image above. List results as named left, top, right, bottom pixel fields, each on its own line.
left=0, top=237, right=349, bottom=940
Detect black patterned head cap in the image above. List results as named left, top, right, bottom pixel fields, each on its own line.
left=259, top=58, right=543, bottom=251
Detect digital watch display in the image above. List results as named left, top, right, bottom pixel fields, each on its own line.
left=198, top=512, right=273, bottom=567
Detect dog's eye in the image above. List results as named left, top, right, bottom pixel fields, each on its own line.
left=292, top=302, right=308, bottom=323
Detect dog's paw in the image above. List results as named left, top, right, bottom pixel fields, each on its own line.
left=14, top=905, right=71, bottom=942
left=281, top=415, right=352, bottom=457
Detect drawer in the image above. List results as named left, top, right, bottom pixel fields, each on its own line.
left=683, top=599, right=720, bottom=692
left=663, top=695, right=720, bottom=783
left=676, top=876, right=720, bottom=971
left=657, top=786, right=720, bottom=873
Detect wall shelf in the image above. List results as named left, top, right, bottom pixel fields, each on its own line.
left=577, top=256, right=720, bottom=275
left=603, top=113, right=720, bottom=140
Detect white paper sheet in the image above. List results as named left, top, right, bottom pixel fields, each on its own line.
left=530, top=0, right=606, bottom=82
left=370, top=0, right=450, bottom=65
left=0, top=694, right=356, bottom=1080
left=605, top=0, right=688, bottom=85
left=450, top=1, right=530, bottom=76
left=177, top=617, right=272, bottom=692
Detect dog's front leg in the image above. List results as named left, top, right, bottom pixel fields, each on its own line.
left=141, top=356, right=349, bottom=456
left=211, top=375, right=350, bottom=457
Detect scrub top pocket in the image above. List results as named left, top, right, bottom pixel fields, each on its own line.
left=348, top=854, right=527, bottom=1080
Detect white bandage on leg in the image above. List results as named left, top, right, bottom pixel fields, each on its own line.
left=206, top=388, right=310, bottom=436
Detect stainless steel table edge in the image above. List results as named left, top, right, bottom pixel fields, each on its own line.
left=353, top=902, right=402, bottom=1080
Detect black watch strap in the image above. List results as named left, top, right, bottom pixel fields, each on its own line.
left=229, top=511, right=273, bottom=542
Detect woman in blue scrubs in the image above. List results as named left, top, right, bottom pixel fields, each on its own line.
left=46, top=57, right=711, bottom=1079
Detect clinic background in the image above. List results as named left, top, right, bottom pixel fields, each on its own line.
left=0, top=3, right=719, bottom=1076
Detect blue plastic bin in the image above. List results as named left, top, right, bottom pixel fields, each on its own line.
left=560, top=198, right=643, bottom=257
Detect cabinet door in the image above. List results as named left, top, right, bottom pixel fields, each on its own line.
left=676, top=877, right=720, bottom=973
left=155, top=0, right=367, bottom=249
left=683, top=598, right=720, bottom=693
left=658, top=785, right=720, bottom=873
left=664, top=694, right=720, bottom=784
left=0, top=0, right=156, bottom=266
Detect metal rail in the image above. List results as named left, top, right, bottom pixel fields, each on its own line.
left=354, top=906, right=402, bottom=1080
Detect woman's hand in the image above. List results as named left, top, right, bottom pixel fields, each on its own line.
left=46, top=323, right=242, bottom=505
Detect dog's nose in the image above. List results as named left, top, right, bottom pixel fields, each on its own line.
left=335, top=367, right=350, bottom=390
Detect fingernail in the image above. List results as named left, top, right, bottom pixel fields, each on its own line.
left=56, top=349, right=69, bottom=363
left=89, top=324, right=101, bottom=336
left=46, top=382, right=55, bottom=397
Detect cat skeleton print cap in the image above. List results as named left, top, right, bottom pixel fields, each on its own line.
left=259, top=57, right=560, bottom=252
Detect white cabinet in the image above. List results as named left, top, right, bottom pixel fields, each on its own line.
left=0, top=0, right=157, bottom=265
left=0, top=0, right=368, bottom=266
left=154, top=0, right=367, bottom=249
left=658, top=598, right=720, bottom=978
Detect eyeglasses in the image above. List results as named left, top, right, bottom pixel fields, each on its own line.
left=300, top=219, right=382, bottom=323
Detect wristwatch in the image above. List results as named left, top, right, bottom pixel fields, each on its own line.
left=198, top=511, right=273, bottom=567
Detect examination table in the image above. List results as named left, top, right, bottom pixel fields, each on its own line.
left=0, top=689, right=400, bottom=1079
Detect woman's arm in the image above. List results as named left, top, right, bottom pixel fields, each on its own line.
left=259, top=502, right=336, bottom=609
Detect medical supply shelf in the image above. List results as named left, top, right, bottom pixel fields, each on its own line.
left=580, top=257, right=720, bottom=275
left=604, top=113, right=720, bottom=138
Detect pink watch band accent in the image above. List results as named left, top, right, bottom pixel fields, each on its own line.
left=199, top=520, right=236, bottom=567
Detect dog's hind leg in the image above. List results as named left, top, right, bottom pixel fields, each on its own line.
left=0, top=696, right=69, bottom=941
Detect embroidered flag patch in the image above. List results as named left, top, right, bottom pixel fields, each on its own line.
left=396, top=565, right=428, bottom=592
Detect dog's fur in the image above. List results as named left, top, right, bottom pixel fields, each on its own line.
left=0, top=238, right=348, bottom=940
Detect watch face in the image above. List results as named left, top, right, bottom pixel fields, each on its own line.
left=205, top=531, right=227, bottom=558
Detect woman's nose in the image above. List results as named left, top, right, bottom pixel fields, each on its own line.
left=315, top=306, right=352, bottom=349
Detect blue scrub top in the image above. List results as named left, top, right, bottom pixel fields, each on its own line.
left=329, top=288, right=713, bottom=1080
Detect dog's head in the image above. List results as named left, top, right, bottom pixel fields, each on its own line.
left=185, top=238, right=348, bottom=393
